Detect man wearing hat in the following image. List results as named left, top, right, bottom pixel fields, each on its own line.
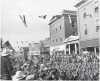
left=0, top=47, right=14, bottom=80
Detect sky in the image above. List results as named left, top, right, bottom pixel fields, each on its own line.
left=0, top=0, right=78, bottom=45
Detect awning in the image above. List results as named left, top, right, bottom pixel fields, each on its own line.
left=64, top=35, right=79, bottom=43
left=80, top=38, right=99, bottom=49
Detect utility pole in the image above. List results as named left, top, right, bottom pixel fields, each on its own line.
left=0, top=38, right=3, bottom=51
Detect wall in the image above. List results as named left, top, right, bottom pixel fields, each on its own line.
left=50, top=16, right=65, bottom=46
left=77, top=0, right=99, bottom=42
left=64, top=14, right=77, bottom=38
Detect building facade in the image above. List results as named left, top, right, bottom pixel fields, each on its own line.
left=75, top=0, right=100, bottom=54
left=40, top=37, right=50, bottom=54
left=49, top=10, right=77, bottom=54
left=14, top=41, right=30, bottom=51
left=29, top=42, right=41, bottom=56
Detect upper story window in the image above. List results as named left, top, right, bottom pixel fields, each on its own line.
left=52, top=40, right=55, bottom=43
left=95, top=6, right=99, bottom=13
left=60, top=38, right=63, bottom=41
left=83, top=12, right=87, bottom=18
left=96, top=19, right=100, bottom=32
left=72, top=21, right=75, bottom=27
left=84, top=24, right=88, bottom=35
left=56, top=39, right=58, bottom=42
left=95, top=6, right=99, bottom=17
left=56, top=28, right=57, bottom=32
left=60, top=25, right=62, bottom=30
left=96, top=26, right=100, bottom=32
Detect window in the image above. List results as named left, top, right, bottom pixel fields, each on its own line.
left=53, top=40, right=55, bottom=43
left=96, top=19, right=100, bottom=32
left=60, top=38, right=63, bottom=41
left=85, top=28, right=87, bottom=35
left=84, top=24, right=88, bottom=35
left=95, top=7, right=99, bottom=13
left=56, top=28, right=57, bottom=32
left=72, top=21, right=75, bottom=27
left=95, top=6, right=99, bottom=17
left=60, top=25, right=61, bottom=30
left=56, top=39, right=58, bottom=42
left=83, top=12, right=87, bottom=18
left=96, top=26, right=100, bottom=32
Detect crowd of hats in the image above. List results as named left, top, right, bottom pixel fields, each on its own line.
left=10, top=51, right=99, bottom=80
left=50, top=51, right=99, bottom=80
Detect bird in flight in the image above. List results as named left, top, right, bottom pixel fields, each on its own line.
left=19, top=14, right=28, bottom=27
left=38, top=15, right=47, bottom=19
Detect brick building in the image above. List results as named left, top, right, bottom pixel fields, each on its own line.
left=49, top=10, right=77, bottom=54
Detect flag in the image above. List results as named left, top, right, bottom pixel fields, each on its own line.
left=19, top=15, right=27, bottom=27
left=68, top=14, right=72, bottom=23
left=38, top=15, right=47, bottom=19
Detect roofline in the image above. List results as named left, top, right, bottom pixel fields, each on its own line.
left=48, top=13, right=76, bottom=25
left=74, top=0, right=87, bottom=7
left=48, top=10, right=77, bottom=25
left=48, top=15, right=62, bottom=25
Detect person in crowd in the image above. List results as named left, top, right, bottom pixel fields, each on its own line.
left=12, top=70, right=26, bottom=81
left=1, top=48, right=15, bottom=80
left=60, top=70, right=67, bottom=80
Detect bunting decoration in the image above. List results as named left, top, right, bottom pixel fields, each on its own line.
left=19, top=14, right=28, bottom=27
left=38, top=15, right=47, bottom=19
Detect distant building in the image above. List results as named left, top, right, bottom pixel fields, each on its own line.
left=14, top=40, right=32, bottom=51
left=14, top=41, right=31, bottom=61
left=49, top=10, right=77, bottom=54
left=75, top=0, right=100, bottom=54
left=2, top=41, right=14, bottom=51
left=0, top=40, right=15, bottom=56
left=40, top=37, right=50, bottom=55
left=22, top=47, right=29, bottom=61
left=29, top=42, right=41, bottom=56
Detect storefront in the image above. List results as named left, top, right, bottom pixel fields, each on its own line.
left=50, top=44, right=66, bottom=55
left=80, top=38, right=99, bottom=55
left=64, top=35, right=79, bottom=55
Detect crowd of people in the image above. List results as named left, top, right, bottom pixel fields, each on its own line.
left=0, top=47, right=100, bottom=80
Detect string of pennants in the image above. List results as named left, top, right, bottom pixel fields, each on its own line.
left=19, top=14, right=47, bottom=28
left=19, top=14, right=72, bottom=28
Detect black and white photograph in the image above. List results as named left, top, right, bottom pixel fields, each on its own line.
left=0, top=0, right=100, bottom=81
